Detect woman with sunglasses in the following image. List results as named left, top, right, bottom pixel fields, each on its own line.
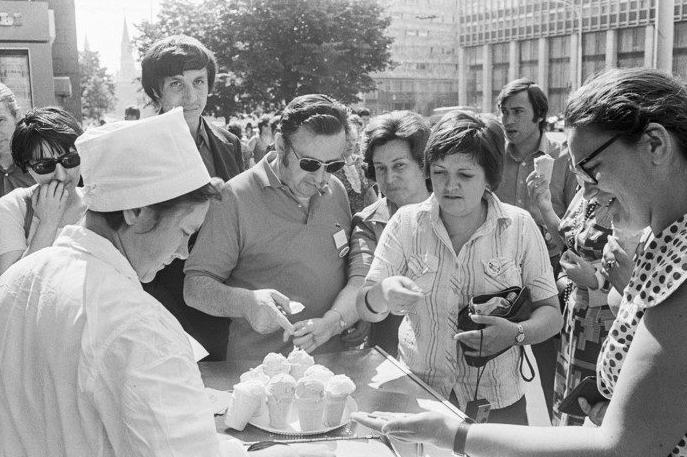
left=355, top=67, right=687, bottom=457
left=0, top=107, right=85, bottom=275
left=356, top=111, right=562, bottom=425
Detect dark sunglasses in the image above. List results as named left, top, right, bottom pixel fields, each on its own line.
left=574, top=134, right=621, bottom=184
left=28, top=152, right=81, bottom=175
left=290, top=146, right=345, bottom=173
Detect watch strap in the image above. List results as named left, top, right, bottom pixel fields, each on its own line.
left=452, top=421, right=471, bottom=456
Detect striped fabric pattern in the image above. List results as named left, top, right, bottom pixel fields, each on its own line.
left=366, top=192, right=557, bottom=409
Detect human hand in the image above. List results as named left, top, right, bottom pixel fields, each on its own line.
left=340, top=320, right=370, bottom=347
left=454, top=314, right=519, bottom=356
left=559, top=250, right=598, bottom=289
left=351, top=411, right=462, bottom=450
left=601, top=236, right=633, bottom=291
left=579, top=398, right=609, bottom=426
left=245, top=289, right=294, bottom=337
left=526, top=171, right=553, bottom=213
left=292, top=317, right=337, bottom=353
left=375, top=276, right=424, bottom=315
left=32, top=181, right=69, bottom=228
left=209, top=176, right=225, bottom=192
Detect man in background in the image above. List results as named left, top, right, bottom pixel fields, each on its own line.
left=495, top=78, right=577, bottom=420
left=140, top=34, right=244, bottom=360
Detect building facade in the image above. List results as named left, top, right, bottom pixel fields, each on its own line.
left=459, top=0, right=687, bottom=115
left=0, top=0, right=80, bottom=119
left=358, top=0, right=460, bottom=115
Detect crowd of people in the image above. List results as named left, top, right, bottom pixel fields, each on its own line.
left=0, top=32, right=686, bottom=457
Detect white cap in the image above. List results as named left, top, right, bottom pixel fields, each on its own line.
left=75, top=108, right=211, bottom=211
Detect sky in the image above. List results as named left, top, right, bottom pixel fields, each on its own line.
left=74, top=0, right=174, bottom=73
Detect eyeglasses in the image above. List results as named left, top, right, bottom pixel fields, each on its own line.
left=28, top=152, right=81, bottom=175
left=574, top=134, right=621, bottom=184
left=290, top=146, right=345, bottom=174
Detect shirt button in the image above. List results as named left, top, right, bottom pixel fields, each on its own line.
left=517, top=199, right=523, bottom=204
left=521, top=162, right=527, bottom=167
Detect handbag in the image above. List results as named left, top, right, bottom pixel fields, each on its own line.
left=457, top=286, right=533, bottom=371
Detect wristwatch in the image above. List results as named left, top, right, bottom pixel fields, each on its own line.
left=514, top=323, right=525, bottom=345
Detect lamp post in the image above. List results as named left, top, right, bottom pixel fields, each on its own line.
left=555, top=0, right=583, bottom=89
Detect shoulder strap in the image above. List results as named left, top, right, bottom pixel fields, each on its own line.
left=23, top=194, right=33, bottom=239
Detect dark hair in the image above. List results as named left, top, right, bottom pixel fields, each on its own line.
left=497, top=78, right=548, bottom=132
left=279, top=94, right=350, bottom=157
left=269, top=115, right=281, bottom=134
left=565, top=67, right=687, bottom=159
left=141, top=35, right=217, bottom=104
left=424, top=110, right=505, bottom=191
left=124, top=105, right=140, bottom=119
left=95, top=182, right=221, bottom=231
left=362, top=110, right=430, bottom=182
left=226, top=121, right=242, bottom=138
left=11, top=107, right=84, bottom=172
left=256, top=114, right=271, bottom=134
left=349, top=114, right=363, bottom=128
left=0, top=83, right=20, bottom=117
left=358, top=108, right=370, bottom=117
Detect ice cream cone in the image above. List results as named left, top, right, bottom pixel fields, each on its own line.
left=267, top=395, right=294, bottom=429
left=534, top=155, right=555, bottom=183
left=224, top=382, right=266, bottom=431
left=296, top=396, right=325, bottom=431
left=323, top=392, right=348, bottom=427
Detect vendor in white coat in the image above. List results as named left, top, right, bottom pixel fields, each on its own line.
left=0, top=108, right=328, bottom=457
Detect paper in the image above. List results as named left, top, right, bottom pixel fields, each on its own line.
left=186, top=333, right=209, bottom=362
left=287, top=301, right=305, bottom=314
left=206, top=387, right=233, bottom=415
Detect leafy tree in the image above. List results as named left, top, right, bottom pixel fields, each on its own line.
left=79, top=48, right=117, bottom=122
left=133, top=0, right=393, bottom=116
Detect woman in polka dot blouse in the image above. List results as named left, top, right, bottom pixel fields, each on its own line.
left=354, top=67, right=687, bottom=457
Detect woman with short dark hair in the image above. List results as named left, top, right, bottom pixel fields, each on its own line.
left=0, top=107, right=85, bottom=275
left=355, top=67, right=687, bottom=457
left=357, top=111, right=562, bottom=425
left=346, top=110, right=431, bottom=354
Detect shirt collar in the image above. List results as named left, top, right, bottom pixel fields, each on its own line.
left=53, top=225, right=140, bottom=283
left=358, top=197, right=395, bottom=224
left=253, top=151, right=286, bottom=189
left=506, top=131, right=556, bottom=161
left=196, top=120, right=210, bottom=149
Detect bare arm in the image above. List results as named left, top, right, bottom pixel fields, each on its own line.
left=184, top=275, right=293, bottom=335
left=376, top=283, right=687, bottom=457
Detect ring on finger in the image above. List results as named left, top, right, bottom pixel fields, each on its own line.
left=605, top=259, right=617, bottom=270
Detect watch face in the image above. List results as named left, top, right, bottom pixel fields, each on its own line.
left=516, top=333, right=525, bottom=343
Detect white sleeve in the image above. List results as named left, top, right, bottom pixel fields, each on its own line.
left=219, top=439, right=249, bottom=457
left=92, top=310, right=227, bottom=457
left=0, top=187, right=31, bottom=255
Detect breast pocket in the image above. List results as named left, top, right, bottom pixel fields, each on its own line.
left=481, top=257, right=522, bottom=291
left=407, top=253, right=439, bottom=292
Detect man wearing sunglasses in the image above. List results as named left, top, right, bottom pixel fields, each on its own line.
left=0, top=83, right=33, bottom=198
left=185, top=94, right=361, bottom=360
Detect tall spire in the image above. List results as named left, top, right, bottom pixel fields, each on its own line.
left=84, top=34, right=90, bottom=52
left=118, top=15, right=136, bottom=81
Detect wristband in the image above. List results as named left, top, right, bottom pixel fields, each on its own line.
left=364, top=289, right=382, bottom=314
left=452, top=421, right=471, bottom=456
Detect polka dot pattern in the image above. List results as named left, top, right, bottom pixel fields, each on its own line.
left=597, top=215, right=687, bottom=456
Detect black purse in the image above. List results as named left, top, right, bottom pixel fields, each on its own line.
left=457, top=286, right=533, bottom=375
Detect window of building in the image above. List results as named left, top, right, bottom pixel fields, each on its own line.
left=0, top=49, right=32, bottom=109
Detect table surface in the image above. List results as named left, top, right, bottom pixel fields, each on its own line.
left=200, top=347, right=466, bottom=456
